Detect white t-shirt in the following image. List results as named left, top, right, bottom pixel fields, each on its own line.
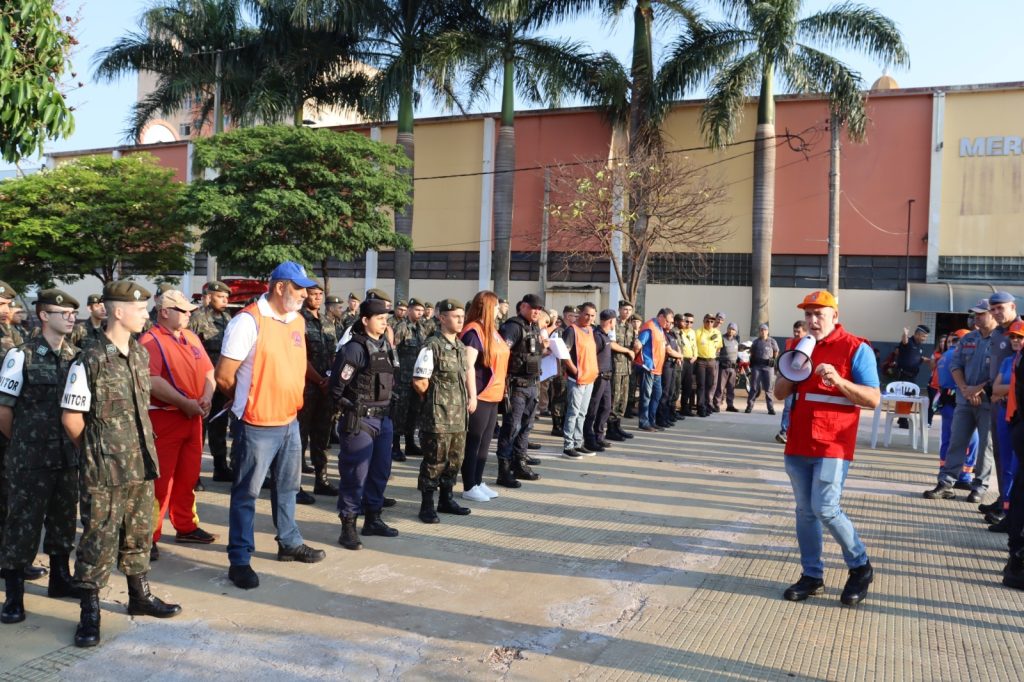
left=221, top=295, right=300, bottom=419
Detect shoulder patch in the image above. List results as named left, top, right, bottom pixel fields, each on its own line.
left=60, top=360, right=92, bottom=412
left=340, top=364, right=355, bottom=381
left=0, top=348, right=25, bottom=397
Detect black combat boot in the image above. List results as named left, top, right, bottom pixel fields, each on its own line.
left=605, top=419, right=625, bottom=441
left=616, top=421, right=634, bottom=439
left=22, top=565, right=47, bottom=581
left=496, top=458, right=521, bottom=488
left=47, top=554, right=77, bottom=599
left=405, top=431, right=422, bottom=458
left=338, top=514, right=362, bottom=550
left=212, top=452, right=233, bottom=482
left=301, top=453, right=314, bottom=474
left=362, top=509, right=399, bottom=537
left=513, top=457, right=540, bottom=481
left=74, top=590, right=101, bottom=647
left=1, top=569, right=26, bottom=624
left=126, top=574, right=182, bottom=618
left=313, top=466, right=338, bottom=496
left=437, top=487, right=471, bottom=515
left=550, top=416, right=563, bottom=436
left=419, top=489, right=440, bottom=524
left=391, top=433, right=406, bottom=462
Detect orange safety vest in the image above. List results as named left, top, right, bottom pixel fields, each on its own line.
left=572, top=324, right=599, bottom=385
left=785, top=324, right=866, bottom=461
left=634, top=319, right=666, bottom=375
left=461, top=321, right=510, bottom=403
left=239, top=301, right=307, bottom=426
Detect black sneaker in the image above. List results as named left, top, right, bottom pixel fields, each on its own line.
left=984, top=511, right=1007, bottom=525
left=783, top=575, right=824, bottom=601
left=296, top=489, right=316, bottom=505
left=150, top=543, right=159, bottom=562
left=228, top=564, right=259, bottom=590
left=744, top=405, right=753, bottom=413
left=966, top=489, right=984, bottom=504
left=176, top=527, right=217, bottom=544
left=767, top=408, right=776, bottom=415
left=989, top=517, right=1010, bottom=533
left=775, top=431, right=787, bottom=444
left=979, top=501, right=1001, bottom=514
left=562, top=449, right=582, bottom=459
left=277, top=543, right=326, bottom=564
left=577, top=445, right=595, bottom=454
left=953, top=481, right=973, bottom=491
left=840, top=562, right=874, bottom=606
left=923, top=483, right=955, bottom=499
left=527, top=442, right=542, bottom=450
left=726, top=406, right=739, bottom=413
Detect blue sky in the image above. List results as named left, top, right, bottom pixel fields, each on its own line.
left=12, top=0, right=1024, bottom=166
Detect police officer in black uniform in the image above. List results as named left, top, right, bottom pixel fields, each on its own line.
left=495, top=294, right=545, bottom=488
left=329, top=298, right=400, bottom=550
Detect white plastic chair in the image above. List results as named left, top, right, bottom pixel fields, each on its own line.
left=883, top=381, right=921, bottom=449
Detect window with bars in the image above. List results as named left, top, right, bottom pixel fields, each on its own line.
left=939, top=256, right=1024, bottom=282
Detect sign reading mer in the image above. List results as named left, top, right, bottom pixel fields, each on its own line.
left=960, top=136, right=1024, bottom=157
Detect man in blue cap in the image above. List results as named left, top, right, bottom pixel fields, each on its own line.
left=980, top=292, right=1019, bottom=516
left=216, top=262, right=326, bottom=590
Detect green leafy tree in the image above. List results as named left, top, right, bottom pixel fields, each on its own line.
left=180, top=125, right=413, bottom=278
left=659, top=0, right=908, bottom=333
left=0, top=0, right=77, bottom=163
left=0, top=154, right=191, bottom=288
left=428, top=0, right=608, bottom=300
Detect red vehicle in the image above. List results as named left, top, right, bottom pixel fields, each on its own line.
left=192, top=277, right=268, bottom=310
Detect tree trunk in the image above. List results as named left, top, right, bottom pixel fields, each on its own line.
left=393, top=82, right=415, bottom=303
left=750, top=69, right=775, bottom=336
left=491, top=58, right=516, bottom=300
left=320, top=258, right=330, bottom=296
left=627, top=0, right=655, bottom=315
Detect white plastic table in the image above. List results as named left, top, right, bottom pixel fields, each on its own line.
left=870, top=394, right=930, bottom=453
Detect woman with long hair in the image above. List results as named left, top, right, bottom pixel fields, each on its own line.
left=460, top=291, right=510, bottom=502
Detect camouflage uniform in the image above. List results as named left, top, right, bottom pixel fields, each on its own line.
left=0, top=321, right=23, bottom=553
left=340, top=310, right=359, bottom=332
left=0, top=337, right=79, bottom=570
left=298, top=306, right=338, bottom=487
left=610, top=317, right=636, bottom=432
left=70, top=320, right=105, bottom=349
left=416, top=334, right=468, bottom=492
left=392, top=318, right=429, bottom=456
left=61, top=332, right=159, bottom=590
left=189, top=304, right=232, bottom=475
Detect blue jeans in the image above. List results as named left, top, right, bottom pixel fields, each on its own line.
left=563, top=379, right=594, bottom=450
left=228, top=420, right=303, bottom=566
left=780, top=394, right=794, bottom=433
left=638, top=371, right=662, bottom=428
left=784, top=455, right=868, bottom=579
left=337, top=416, right=393, bottom=516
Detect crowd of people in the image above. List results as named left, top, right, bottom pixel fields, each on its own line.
left=0, top=262, right=1022, bottom=649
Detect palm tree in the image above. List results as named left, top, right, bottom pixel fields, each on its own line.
left=659, top=0, right=908, bottom=334
left=428, top=0, right=605, bottom=300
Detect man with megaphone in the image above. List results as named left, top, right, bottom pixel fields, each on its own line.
left=774, top=290, right=881, bottom=606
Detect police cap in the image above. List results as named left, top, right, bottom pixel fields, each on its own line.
left=360, top=298, right=390, bottom=317
left=520, top=293, right=544, bottom=309
left=86, top=294, right=103, bottom=306
left=103, top=281, right=151, bottom=303
left=204, top=280, right=231, bottom=295
left=436, top=299, right=464, bottom=314
left=0, top=281, right=16, bottom=301
left=36, top=289, right=79, bottom=309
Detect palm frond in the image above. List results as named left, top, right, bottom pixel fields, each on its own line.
left=699, top=50, right=761, bottom=149
left=787, top=44, right=868, bottom=140
left=797, top=3, right=909, bottom=68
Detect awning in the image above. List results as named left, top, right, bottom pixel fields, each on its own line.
left=906, top=282, right=1024, bottom=313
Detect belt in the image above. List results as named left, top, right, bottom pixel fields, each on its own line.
left=360, top=406, right=389, bottom=417
left=510, top=376, right=538, bottom=387
left=599, top=372, right=613, bottom=380
left=800, top=393, right=855, bottom=407
left=696, top=357, right=716, bottom=362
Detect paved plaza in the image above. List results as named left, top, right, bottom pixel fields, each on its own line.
left=2, top=407, right=1023, bottom=681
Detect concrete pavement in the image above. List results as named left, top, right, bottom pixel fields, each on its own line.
left=2, top=406, right=1023, bottom=681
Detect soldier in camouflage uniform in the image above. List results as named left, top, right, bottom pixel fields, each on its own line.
left=70, top=294, right=106, bottom=349
left=421, top=302, right=436, bottom=337
left=0, top=282, right=46, bottom=585
left=60, top=281, right=182, bottom=648
left=412, top=299, right=471, bottom=524
left=325, top=295, right=347, bottom=339
left=607, top=300, right=638, bottom=442
left=298, top=282, right=339, bottom=497
left=0, top=290, right=80, bottom=624
left=548, top=306, right=577, bottom=435
left=189, top=281, right=234, bottom=482
left=340, top=292, right=361, bottom=331
left=391, top=297, right=429, bottom=461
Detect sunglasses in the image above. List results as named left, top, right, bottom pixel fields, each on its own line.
left=171, top=307, right=193, bottom=314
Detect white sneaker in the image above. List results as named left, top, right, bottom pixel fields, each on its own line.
left=462, top=486, right=490, bottom=502
left=478, top=482, right=499, bottom=499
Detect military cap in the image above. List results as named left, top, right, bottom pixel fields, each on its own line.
left=306, top=280, right=324, bottom=291
left=103, top=280, right=151, bottom=302
left=436, top=298, right=464, bottom=313
left=10, top=300, right=22, bottom=310
left=630, top=314, right=642, bottom=322
left=618, top=300, right=633, bottom=308
left=348, top=292, right=360, bottom=301
left=86, top=294, right=103, bottom=306
left=408, top=297, right=425, bottom=308
left=423, top=301, right=434, bottom=309
left=0, top=281, right=16, bottom=300
left=365, top=288, right=392, bottom=303
left=563, top=305, right=578, bottom=314
left=396, top=299, right=408, bottom=308
left=36, top=289, right=79, bottom=309
left=204, top=280, right=231, bottom=295
left=325, top=295, right=343, bottom=305
left=360, top=298, right=390, bottom=317
left=498, top=298, right=507, bottom=304
left=156, top=282, right=175, bottom=295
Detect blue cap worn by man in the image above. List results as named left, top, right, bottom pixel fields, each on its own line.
left=269, top=261, right=317, bottom=289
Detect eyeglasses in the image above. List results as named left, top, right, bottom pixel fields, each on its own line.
left=42, top=309, right=76, bottom=321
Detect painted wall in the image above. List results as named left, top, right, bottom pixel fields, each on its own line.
left=122, top=143, right=190, bottom=182
left=938, top=89, right=1024, bottom=257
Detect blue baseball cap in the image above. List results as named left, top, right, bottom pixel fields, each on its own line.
left=989, top=291, right=1015, bottom=305
left=269, top=261, right=316, bottom=288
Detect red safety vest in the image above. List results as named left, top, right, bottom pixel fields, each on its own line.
left=785, top=324, right=867, bottom=461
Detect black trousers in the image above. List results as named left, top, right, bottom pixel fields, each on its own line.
left=1008, top=420, right=1024, bottom=555
left=583, top=376, right=612, bottom=443
left=695, top=359, right=718, bottom=411
left=679, top=359, right=695, bottom=412
left=462, top=400, right=499, bottom=490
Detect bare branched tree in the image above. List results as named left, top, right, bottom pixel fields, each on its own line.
left=546, top=149, right=731, bottom=310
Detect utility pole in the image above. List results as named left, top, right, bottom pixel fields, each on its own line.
left=827, top=111, right=841, bottom=295
left=213, top=49, right=224, bottom=134
left=539, top=168, right=550, bottom=295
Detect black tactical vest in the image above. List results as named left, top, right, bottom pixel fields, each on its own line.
left=507, top=317, right=542, bottom=379
left=342, top=333, right=398, bottom=408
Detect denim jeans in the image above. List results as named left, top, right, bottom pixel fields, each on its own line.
left=784, top=455, right=868, bottom=579
left=780, top=394, right=795, bottom=433
left=638, top=370, right=662, bottom=428
left=228, top=420, right=303, bottom=566
left=563, top=379, right=595, bottom=450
